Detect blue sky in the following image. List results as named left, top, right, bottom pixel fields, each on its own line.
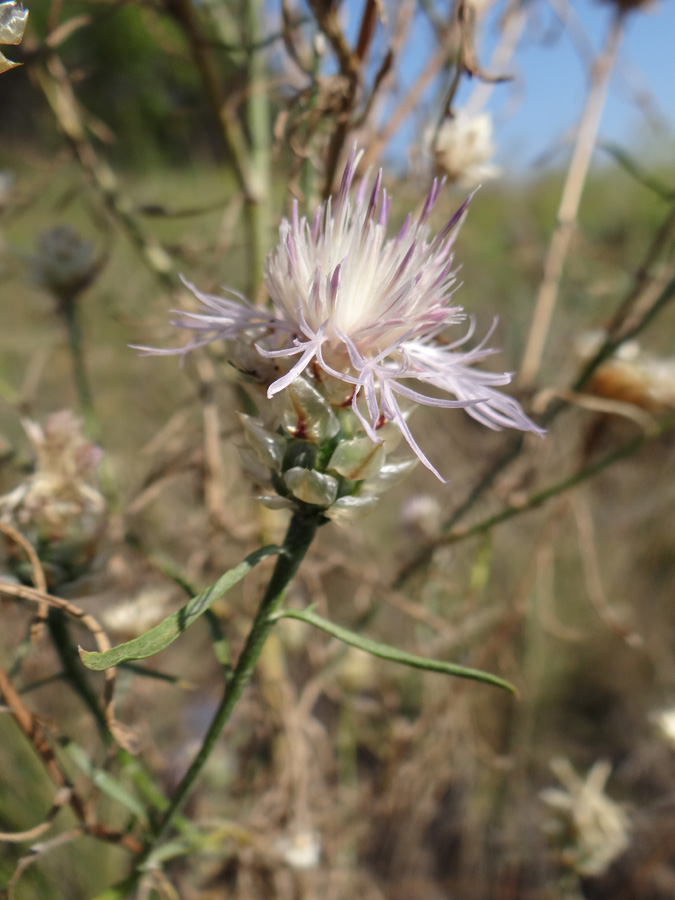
left=344, top=0, right=675, bottom=172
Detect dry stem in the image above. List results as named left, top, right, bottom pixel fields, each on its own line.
left=519, top=11, right=625, bottom=387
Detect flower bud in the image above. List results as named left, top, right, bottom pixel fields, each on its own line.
left=30, top=225, right=99, bottom=303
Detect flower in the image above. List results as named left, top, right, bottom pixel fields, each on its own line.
left=140, top=147, right=541, bottom=482
left=0, top=1, right=28, bottom=74
left=433, top=111, right=500, bottom=189
left=540, top=757, right=630, bottom=877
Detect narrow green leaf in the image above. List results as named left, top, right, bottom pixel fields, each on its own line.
left=80, top=545, right=280, bottom=671
left=119, top=662, right=194, bottom=687
left=63, top=740, right=149, bottom=826
left=272, top=607, right=517, bottom=694
left=600, top=142, right=675, bottom=201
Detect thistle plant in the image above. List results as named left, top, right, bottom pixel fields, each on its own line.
left=66, top=149, right=545, bottom=895
left=2, top=0, right=674, bottom=893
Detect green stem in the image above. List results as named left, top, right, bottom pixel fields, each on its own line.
left=48, top=607, right=110, bottom=742
left=60, top=296, right=99, bottom=439
left=96, top=512, right=320, bottom=897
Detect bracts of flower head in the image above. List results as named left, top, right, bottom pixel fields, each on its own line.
left=136, top=146, right=543, bottom=509
left=0, top=0, right=29, bottom=74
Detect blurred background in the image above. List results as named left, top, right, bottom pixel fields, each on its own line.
left=1, top=0, right=675, bottom=896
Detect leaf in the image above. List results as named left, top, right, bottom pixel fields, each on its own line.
left=600, top=142, right=675, bottom=202
left=80, top=545, right=280, bottom=670
left=272, top=607, right=517, bottom=694
left=63, top=740, right=149, bottom=826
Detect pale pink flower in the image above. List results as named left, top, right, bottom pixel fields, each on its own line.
left=140, top=147, right=542, bottom=480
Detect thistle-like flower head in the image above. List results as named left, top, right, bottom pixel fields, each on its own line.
left=142, top=147, right=541, bottom=483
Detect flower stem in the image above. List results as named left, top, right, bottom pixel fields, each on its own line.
left=98, top=512, right=320, bottom=895
left=60, top=295, right=99, bottom=439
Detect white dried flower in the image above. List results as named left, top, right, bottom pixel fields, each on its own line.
left=0, top=411, right=106, bottom=584
left=576, top=330, right=675, bottom=413
left=140, top=147, right=540, bottom=484
left=433, top=111, right=500, bottom=189
left=540, top=757, right=630, bottom=877
left=275, top=829, right=321, bottom=870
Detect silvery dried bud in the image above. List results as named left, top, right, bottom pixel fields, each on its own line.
left=30, top=225, right=99, bottom=303
left=0, top=411, right=107, bottom=586
left=0, top=1, right=28, bottom=74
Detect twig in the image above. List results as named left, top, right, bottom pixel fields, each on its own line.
left=464, top=0, right=528, bottom=118
left=431, top=240, right=675, bottom=566
left=519, top=11, right=625, bottom=386
left=169, top=0, right=269, bottom=297
left=8, top=827, right=86, bottom=900
left=403, top=409, right=675, bottom=569
left=570, top=491, right=642, bottom=645
left=0, top=524, right=137, bottom=754
left=1, top=521, right=48, bottom=642
left=0, top=664, right=86, bottom=826
left=361, top=45, right=449, bottom=171
left=31, top=52, right=176, bottom=291
left=313, top=0, right=384, bottom=196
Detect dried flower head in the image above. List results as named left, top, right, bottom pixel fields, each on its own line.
left=142, top=148, right=540, bottom=494
left=0, top=411, right=107, bottom=585
left=540, top=757, right=630, bottom=877
left=30, top=225, right=99, bottom=302
left=433, top=111, right=500, bottom=189
left=577, top=330, right=675, bottom=413
left=0, top=0, right=28, bottom=74
left=275, top=829, right=322, bottom=870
